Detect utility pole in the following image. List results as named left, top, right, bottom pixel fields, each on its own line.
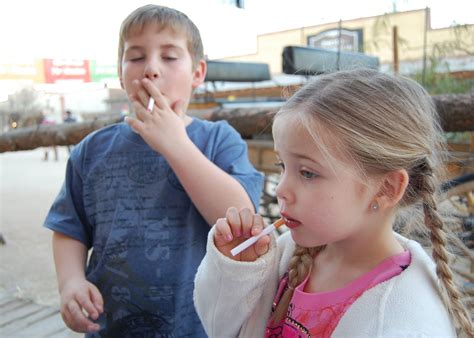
left=393, top=26, right=399, bottom=75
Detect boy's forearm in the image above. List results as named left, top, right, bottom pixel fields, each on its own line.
left=52, top=232, right=88, bottom=291
left=166, top=140, right=255, bottom=225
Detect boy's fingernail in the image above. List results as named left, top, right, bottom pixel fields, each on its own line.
left=225, top=234, right=233, bottom=242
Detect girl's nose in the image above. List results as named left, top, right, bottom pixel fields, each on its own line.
left=275, top=174, right=294, bottom=205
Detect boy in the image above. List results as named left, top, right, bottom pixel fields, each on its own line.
left=44, top=5, right=263, bottom=337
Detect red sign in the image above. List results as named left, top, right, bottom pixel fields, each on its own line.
left=43, top=59, right=91, bottom=83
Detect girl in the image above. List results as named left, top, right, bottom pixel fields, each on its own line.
left=194, top=69, right=473, bottom=337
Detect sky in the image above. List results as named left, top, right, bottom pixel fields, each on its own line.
left=0, top=0, right=473, bottom=63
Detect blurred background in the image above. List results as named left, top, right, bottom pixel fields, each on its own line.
left=0, top=0, right=472, bottom=335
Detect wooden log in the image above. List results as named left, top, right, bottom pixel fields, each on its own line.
left=0, top=117, right=122, bottom=153
left=0, top=94, right=472, bottom=153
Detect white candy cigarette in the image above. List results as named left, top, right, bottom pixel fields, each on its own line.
left=147, top=97, right=155, bottom=111
left=230, top=218, right=285, bottom=256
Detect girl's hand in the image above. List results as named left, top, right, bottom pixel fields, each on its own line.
left=214, top=207, right=271, bottom=261
left=125, top=78, right=190, bottom=157
left=59, top=277, right=103, bottom=333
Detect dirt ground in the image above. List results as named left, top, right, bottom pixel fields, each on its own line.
left=0, top=147, right=69, bottom=307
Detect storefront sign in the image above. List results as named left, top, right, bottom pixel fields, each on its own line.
left=308, top=28, right=363, bottom=53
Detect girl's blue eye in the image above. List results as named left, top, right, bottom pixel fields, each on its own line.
left=300, top=170, right=317, bottom=179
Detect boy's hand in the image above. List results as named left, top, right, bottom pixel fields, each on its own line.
left=214, top=207, right=270, bottom=261
left=125, top=78, right=191, bottom=157
left=59, top=278, right=103, bottom=333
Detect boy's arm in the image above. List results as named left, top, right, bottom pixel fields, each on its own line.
left=126, top=81, right=260, bottom=225
left=166, top=138, right=255, bottom=225
left=53, top=232, right=103, bottom=333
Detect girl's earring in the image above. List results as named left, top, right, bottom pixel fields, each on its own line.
left=371, top=202, right=379, bottom=212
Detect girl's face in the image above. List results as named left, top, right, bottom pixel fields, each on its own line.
left=273, top=116, right=376, bottom=248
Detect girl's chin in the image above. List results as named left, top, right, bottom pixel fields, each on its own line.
left=290, top=230, right=314, bottom=248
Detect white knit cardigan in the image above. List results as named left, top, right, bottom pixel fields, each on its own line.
left=194, top=229, right=456, bottom=337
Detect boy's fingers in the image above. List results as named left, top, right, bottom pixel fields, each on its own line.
left=171, top=100, right=185, bottom=117
left=76, top=293, right=98, bottom=320
left=131, top=101, right=149, bottom=122
left=141, top=78, right=167, bottom=109
left=132, top=80, right=149, bottom=108
left=89, top=286, right=104, bottom=313
left=125, top=116, right=144, bottom=134
left=66, top=301, right=96, bottom=332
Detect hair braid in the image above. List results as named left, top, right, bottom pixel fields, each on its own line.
left=271, top=245, right=323, bottom=324
left=418, top=161, right=474, bottom=336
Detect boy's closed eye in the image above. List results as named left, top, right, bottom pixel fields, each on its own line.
left=162, top=55, right=178, bottom=61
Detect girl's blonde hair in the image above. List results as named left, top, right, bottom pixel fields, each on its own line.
left=271, top=68, right=473, bottom=336
left=117, top=4, right=204, bottom=75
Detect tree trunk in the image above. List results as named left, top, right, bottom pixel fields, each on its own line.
left=0, top=94, right=472, bottom=153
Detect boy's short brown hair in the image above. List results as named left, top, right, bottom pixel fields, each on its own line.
left=118, top=4, right=204, bottom=74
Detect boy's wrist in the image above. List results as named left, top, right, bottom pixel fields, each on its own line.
left=163, top=137, right=197, bottom=165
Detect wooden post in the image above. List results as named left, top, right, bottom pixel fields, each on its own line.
left=393, top=26, right=399, bottom=75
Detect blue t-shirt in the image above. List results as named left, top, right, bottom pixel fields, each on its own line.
left=44, top=119, right=263, bottom=337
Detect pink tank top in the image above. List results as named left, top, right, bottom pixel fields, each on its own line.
left=265, top=250, right=411, bottom=338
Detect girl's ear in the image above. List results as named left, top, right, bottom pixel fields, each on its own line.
left=192, top=59, right=207, bottom=89
left=375, top=169, right=409, bottom=210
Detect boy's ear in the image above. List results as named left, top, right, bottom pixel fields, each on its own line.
left=191, top=59, right=207, bottom=89
left=375, top=169, right=409, bottom=210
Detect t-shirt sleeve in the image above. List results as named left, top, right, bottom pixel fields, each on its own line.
left=212, top=121, right=264, bottom=210
left=43, top=145, right=93, bottom=248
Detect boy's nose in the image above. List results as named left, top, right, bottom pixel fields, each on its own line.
left=144, top=61, right=160, bottom=80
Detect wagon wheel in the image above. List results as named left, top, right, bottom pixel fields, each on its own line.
left=441, top=173, right=474, bottom=249
left=444, top=179, right=474, bottom=216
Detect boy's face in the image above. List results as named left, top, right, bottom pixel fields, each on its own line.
left=120, top=23, right=206, bottom=111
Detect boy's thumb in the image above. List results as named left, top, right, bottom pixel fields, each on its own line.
left=172, top=100, right=185, bottom=117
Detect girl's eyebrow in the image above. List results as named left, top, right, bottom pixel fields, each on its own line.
left=276, top=149, right=324, bottom=167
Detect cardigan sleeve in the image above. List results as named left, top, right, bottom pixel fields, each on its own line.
left=193, top=226, right=279, bottom=338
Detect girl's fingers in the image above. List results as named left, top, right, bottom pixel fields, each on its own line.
left=214, top=218, right=233, bottom=245
left=239, top=208, right=254, bottom=238
left=253, top=236, right=271, bottom=257
left=250, top=214, right=264, bottom=236
left=225, top=207, right=242, bottom=238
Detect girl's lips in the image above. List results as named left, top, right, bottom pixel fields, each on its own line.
left=281, top=214, right=301, bottom=229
